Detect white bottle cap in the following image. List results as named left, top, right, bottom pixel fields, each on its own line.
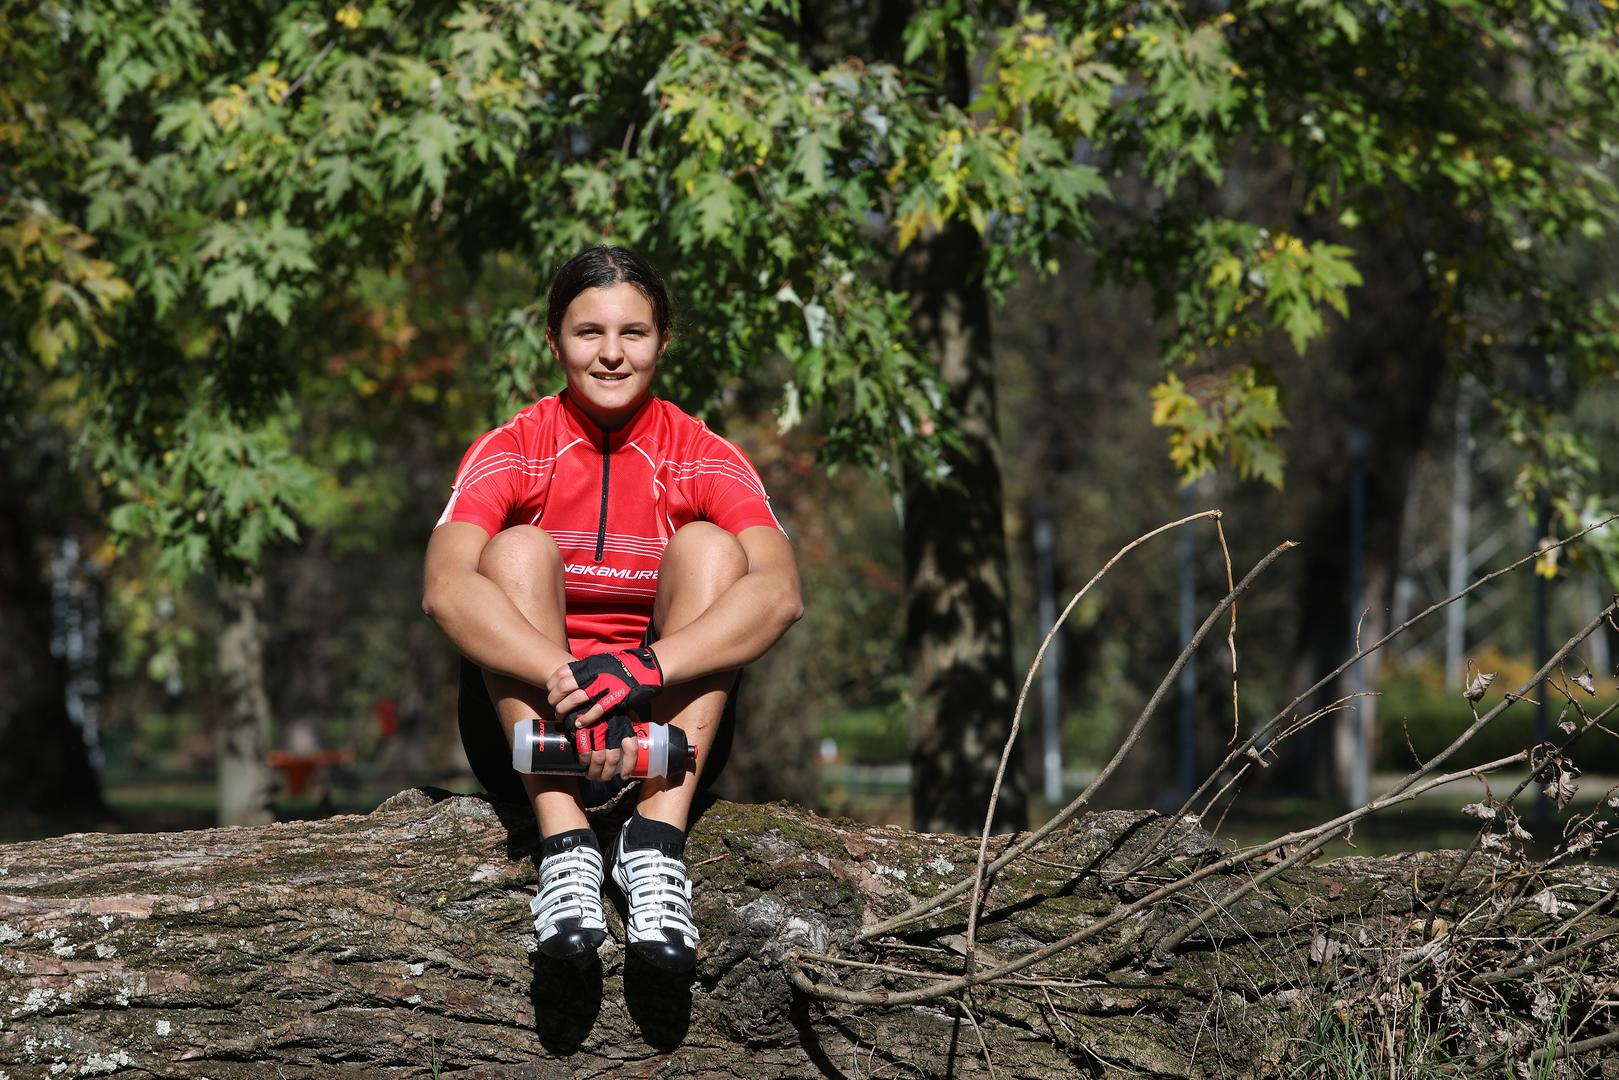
left=646, top=723, right=669, bottom=778
left=512, top=717, right=535, bottom=773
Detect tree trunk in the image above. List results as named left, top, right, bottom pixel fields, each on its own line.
left=0, top=481, right=105, bottom=823
left=900, top=213, right=1024, bottom=836
left=216, top=573, right=275, bottom=827
left=1279, top=239, right=1449, bottom=798
left=868, top=0, right=1022, bottom=836
left=2, top=793, right=1614, bottom=1078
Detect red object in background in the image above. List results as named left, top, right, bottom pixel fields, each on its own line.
left=266, top=749, right=354, bottom=796
left=375, top=697, right=398, bottom=740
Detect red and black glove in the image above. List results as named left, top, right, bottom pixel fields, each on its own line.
left=570, top=711, right=642, bottom=754
left=565, top=646, right=663, bottom=722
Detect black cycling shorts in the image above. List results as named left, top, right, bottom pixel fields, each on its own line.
left=456, top=621, right=737, bottom=813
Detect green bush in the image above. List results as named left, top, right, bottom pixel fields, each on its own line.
left=817, top=708, right=909, bottom=763
left=1377, top=661, right=1619, bottom=775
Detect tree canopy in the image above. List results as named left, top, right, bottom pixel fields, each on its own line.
left=7, top=0, right=1618, bottom=576
left=7, top=0, right=1619, bottom=827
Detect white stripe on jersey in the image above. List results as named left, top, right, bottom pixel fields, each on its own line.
left=454, top=452, right=558, bottom=494
left=438, top=424, right=519, bottom=525
left=565, top=580, right=659, bottom=599
left=626, top=442, right=673, bottom=537
left=665, top=459, right=769, bottom=499
left=546, top=529, right=668, bottom=557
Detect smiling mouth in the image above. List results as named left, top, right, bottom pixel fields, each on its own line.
left=591, top=372, right=630, bottom=382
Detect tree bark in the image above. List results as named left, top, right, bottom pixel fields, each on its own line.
left=216, top=573, right=275, bottom=827
left=0, top=479, right=105, bottom=823
left=862, top=0, right=1022, bottom=836
left=3, top=792, right=1614, bottom=1078
left=900, top=214, right=1024, bottom=836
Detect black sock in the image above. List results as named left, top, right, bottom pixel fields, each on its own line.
left=623, top=812, right=686, bottom=857
left=541, top=828, right=600, bottom=860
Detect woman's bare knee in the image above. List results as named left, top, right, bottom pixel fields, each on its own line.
left=665, top=522, right=746, bottom=577
left=478, top=525, right=563, bottom=589
left=655, top=523, right=746, bottom=628
left=662, top=523, right=747, bottom=590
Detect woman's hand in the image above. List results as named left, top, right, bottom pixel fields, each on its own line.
left=546, top=658, right=649, bottom=781
left=545, top=661, right=592, bottom=723
left=546, top=648, right=663, bottom=727
left=579, top=739, right=640, bottom=781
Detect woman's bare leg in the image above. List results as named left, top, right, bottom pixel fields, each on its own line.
left=636, top=522, right=747, bottom=830
left=474, top=525, right=589, bottom=838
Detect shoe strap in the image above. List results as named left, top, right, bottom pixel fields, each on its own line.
left=616, top=847, right=699, bottom=940
left=532, top=847, right=606, bottom=932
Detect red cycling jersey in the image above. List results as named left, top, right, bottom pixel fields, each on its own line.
left=438, top=391, right=783, bottom=656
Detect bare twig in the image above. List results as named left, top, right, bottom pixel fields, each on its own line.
left=1117, top=514, right=1618, bottom=880
left=877, top=537, right=1293, bottom=950
left=1554, top=883, right=1619, bottom=939
left=1040, top=985, right=1075, bottom=1044
left=801, top=947, right=1197, bottom=992
left=962, top=508, right=1224, bottom=966
left=1529, top=1029, right=1619, bottom=1066
left=1216, top=514, right=1239, bottom=743
left=1189, top=694, right=1375, bottom=832
left=959, top=995, right=1000, bottom=1080
left=1476, top=928, right=1619, bottom=985
left=791, top=951, right=952, bottom=982
left=1154, top=602, right=1616, bottom=954
left=1419, top=693, right=1619, bottom=944
left=790, top=753, right=1530, bottom=1008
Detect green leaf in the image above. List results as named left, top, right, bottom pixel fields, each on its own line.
left=204, top=261, right=256, bottom=310
left=689, top=173, right=739, bottom=241
left=408, top=113, right=461, bottom=197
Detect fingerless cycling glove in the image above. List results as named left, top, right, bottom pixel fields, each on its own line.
left=565, top=646, right=664, bottom=720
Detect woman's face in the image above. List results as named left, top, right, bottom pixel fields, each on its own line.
left=549, top=283, right=665, bottom=430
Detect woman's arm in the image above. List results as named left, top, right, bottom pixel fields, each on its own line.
left=420, top=522, right=575, bottom=687
left=544, top=525, right=803, bottom=722
left=651, top=525, right=804, bottom=684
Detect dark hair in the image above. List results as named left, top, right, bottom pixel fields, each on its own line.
left=545, top=246, right=671, bottom=343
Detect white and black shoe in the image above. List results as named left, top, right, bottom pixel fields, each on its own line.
left=611, top=815, right=699, bottom=973
left=531, top=830, right=607, bottom=960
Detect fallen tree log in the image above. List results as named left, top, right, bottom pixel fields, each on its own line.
left=2, top=790, right=1616, bottom=1078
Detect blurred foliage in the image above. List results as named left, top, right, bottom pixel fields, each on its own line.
left=7, top=0, right=1619, bottom=808
left=1378, top=650, right=1619, bottom=777
left=717, top=403, right=909, bottom=801
left=23, top=0, right=1619, bottom=582
left=818, top=709, right=909, bottom=764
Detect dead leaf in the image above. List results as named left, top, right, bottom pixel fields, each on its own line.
left=1310, top=932, right=1341, bottom=965
left=1406, top=917, right=1451, bottom=939
left=1463, top=671, right=1496, bottom=703
left=1574, top=671, right=1597, bottom=696
left=1544, top=772, right=1579, bottom=811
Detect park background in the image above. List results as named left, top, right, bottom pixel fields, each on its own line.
left=6, top=0, right=1619, bottom=860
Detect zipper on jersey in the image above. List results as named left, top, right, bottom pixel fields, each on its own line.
left=595, top=429, right=610, bottom=562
